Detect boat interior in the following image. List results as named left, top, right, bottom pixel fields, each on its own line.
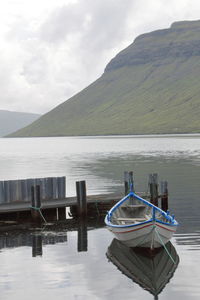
left=111, top=196, right=169, bottom=225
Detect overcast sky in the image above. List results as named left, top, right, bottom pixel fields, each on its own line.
left=0, top=0, right=200, bottom=114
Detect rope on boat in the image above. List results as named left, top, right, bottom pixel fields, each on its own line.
left=30, top=206, right=48, bottom=224
left=136, top=232, right=151, bottom=248
left=154, top=226, right=176, bottom=265
left=134, top=225, right=155, bottom=248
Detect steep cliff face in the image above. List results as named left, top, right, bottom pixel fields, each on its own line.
left=105, top=20, right=200, bottom=71
left=9, top=20, right=200, bottom=137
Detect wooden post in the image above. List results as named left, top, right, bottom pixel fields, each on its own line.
left=46, top=177, right=54, bottom=199
left=149, top=173, right=159, bottom=206
left=77, top=219, right=87, bottom=252
left=128, top=171, right=134, bottom=191
left=52, top=177, right=58, bottom=199
left=4, top=181, right=10, bottom=203
left=21, top=179, right=28, bottom=202
left=124, top=171, right=134, bottom=195
left=28, top=179, right=35, bottom=202
left=9, top=180, right=17, bottom=202
left=0, top=181, right=5, bottom=204
left=161, top=181, right=168, bottom=212
left=31, top=185, right=41, bottom=222
left=40, top=178, right=46, bottom=200
left=15, top=180, right=22, bottom=202
left=124, top=171, right=129, bottom=195
left=58, top=176, right=66, bottom=199
left=76, top=181, right=87, bottom=218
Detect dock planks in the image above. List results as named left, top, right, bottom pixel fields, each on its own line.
left=0, top=193, right=122, bottom=214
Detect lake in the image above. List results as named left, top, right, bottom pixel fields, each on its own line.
left=0, top=135, right=200, bottom=299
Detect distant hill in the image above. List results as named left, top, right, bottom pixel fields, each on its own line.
left=9, top=20, right=200, bottom=137
left=0, top=110, right=40, bottom=137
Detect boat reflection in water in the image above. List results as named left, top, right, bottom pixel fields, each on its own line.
left=106, top=239, right=179, bottom=299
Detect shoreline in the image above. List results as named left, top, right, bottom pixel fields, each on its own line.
left=2, top=132, right=200, bottom=139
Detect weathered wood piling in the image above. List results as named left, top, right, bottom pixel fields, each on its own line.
left=124, top=171, right=134, bottom=194
left=149, top=173, right=159, bottom=206
left=160, top=181, right=168, bottom=212
left=76, top=181, right=87, bottom=218
left=31, top=185, right=41, bottom=222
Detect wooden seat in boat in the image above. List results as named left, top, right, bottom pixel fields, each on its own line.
left=122, top=205, right=146, bottom=209
left=116, top=217, right=147, bottom=222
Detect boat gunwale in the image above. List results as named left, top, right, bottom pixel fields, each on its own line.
left=105, top=192, right=178, bottom=229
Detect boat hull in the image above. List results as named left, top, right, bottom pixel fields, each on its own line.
left=107, top=221, right=177, bottom=248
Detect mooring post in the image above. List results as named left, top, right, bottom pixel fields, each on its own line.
left=9, top=180, right=16, bottom=203
left=76, top=181, right=87, bottom=218
left=58, top=176, right=66, bottom=199
left=124, top=171, right=134, bottom=195
left=31, top=185, right=41, bottom=222
left=21, top=179, right=28, bottom=202
left=124, top=171, right=129, bottom=195
left=160, top=181, right=168, bottom=212
left=15, top=180, right=21, bottom=202
left=4, top=181, right=10, bottom=203
left=128, top=171, right=134, bottom=191
left=0, top=181, right=5, bottom=204
left=149, top=173, right=159, bottom=206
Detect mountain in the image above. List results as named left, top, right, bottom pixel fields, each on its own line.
left=9, top=20, right=200, bottom=137
left=0, top=110, right=40, bottom=137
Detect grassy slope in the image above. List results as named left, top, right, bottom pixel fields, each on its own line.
left=9, top=21, right=200, bottom=137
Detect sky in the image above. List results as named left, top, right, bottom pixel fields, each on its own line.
left=0, top=0, right=200, bottom=115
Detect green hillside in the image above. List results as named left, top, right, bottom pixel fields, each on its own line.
left=9, top=20, right=200, bottom=137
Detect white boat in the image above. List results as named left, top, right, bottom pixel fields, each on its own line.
left=105, top=191, right=178, bottom=249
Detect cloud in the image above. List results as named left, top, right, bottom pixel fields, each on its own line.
left=39, top=4, right=85, bottom=43
left=0, top=0, right=200, bottom=114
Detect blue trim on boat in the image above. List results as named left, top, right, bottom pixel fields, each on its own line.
left=104, top=191, right=178, bottom=229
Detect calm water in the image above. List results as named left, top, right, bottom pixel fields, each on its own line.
left=0, top=135, right=200, bottom=299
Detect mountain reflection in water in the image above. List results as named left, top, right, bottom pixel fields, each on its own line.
left=106, top=239, right=179, bottom=299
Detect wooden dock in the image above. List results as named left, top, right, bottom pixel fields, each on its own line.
left=0, top=192, right=123, bottom=222
left=0, top=172, right=169, bottom=223
left=0, top=193, right=122, bottom=214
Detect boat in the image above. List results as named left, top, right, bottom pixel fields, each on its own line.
left=104, top=190, right=178, bottom=248
left=106, top=238, right=179, bottom=299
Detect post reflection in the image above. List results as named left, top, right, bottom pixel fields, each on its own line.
left=77, top=218, right=88, bottom=252
left=106, top=239, right=179, bottom=299
left=32, top=234, right=42, bottom=257
left=31, top=232, right=70, bottom=257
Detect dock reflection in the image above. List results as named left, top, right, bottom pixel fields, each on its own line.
left=0, top=231, right=68, bottom=257
left=0, top=218, right=101, bottom=256
left=106, top=239, right=179, bottom=299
